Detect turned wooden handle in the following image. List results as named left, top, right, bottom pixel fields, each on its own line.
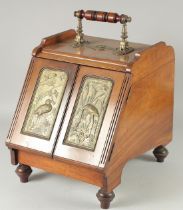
left=74, top=10, right=131, bottom=24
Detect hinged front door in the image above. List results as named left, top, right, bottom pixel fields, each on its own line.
left=7, top=57, right=78, bottom=155
left=53, top=66, right=130, bottom=167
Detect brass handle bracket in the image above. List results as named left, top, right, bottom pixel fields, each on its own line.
left=117, top=15, right=134, bottom=55
left=73, top=10, right=86, bottom=47
left=73, top=10, right=134, bottom=55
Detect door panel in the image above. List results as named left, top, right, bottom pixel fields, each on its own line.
left=8, top=57, right=78, bottom=155
left=53, top=66, right=128, bottom=166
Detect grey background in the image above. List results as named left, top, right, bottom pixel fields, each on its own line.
left=0, top=0, right=183, bottom=209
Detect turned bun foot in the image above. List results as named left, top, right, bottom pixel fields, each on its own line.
left=15, top=164, right=32, bottom=183
left=96, top=188, right=115, bottom=209
left=153, top=145, right=169, bottom=162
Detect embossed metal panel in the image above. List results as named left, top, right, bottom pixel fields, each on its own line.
left=64, top=76, right=113, bottom=150
left=21, top=68, right=68, bottom=140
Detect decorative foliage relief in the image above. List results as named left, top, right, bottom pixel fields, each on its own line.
left=64, top=76, right=113, bottom=151
left=21, top=68, right=68, bottom=140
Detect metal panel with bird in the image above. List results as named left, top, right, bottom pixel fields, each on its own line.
left=64, top=76, right=113, bottom=151
left=21, top=68, right=68, bottom=140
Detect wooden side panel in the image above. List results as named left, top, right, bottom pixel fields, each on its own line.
left=105, top=44, right=175, bottom=177
left=130, top=42, right=175, bottom=83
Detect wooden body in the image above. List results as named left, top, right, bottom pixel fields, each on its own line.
left=6, top=29, right=175, bottom=208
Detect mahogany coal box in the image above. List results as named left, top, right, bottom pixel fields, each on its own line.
left=6, top=10, right=175, bottom=209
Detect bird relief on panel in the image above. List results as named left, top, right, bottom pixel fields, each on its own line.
left=64, top=76, right=113, bottom=151
left=21, top=68, right=68, bottom=140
